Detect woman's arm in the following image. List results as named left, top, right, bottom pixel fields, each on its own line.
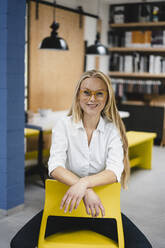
left=51, top=166, right=116, bottom=188
left=51, top=167, right=114, bottom=217
left=81, top=169, right=117, bottom=188
left=51, top=166, right=80, bottom=186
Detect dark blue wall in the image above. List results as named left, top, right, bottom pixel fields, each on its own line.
left=0, top=0, right=26, bottom=210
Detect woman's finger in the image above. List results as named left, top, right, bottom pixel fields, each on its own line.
left=94, top=205, right=100, bottom=217
left=64, top=195, right=73, bottom=213
left=90, top=206, right=95, bottom=217
left=60, top=193, right=68, bottom=209
left=74, top=196, right=82, bottom=210
left=69, top=198, right=77, bottom=213
left=85, top=205, right=90, bottom=215
left=99, top=203, right=105, bottom=218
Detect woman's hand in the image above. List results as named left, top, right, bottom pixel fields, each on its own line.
left=60, top=179, right=88, bottom=213
left=83, top=189, right=105, bottom=218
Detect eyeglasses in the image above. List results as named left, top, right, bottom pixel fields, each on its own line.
left=79, top=88, right=107, bottom=100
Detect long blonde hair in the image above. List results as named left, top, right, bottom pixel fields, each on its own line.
left=68, top=70, right=130, bottom=189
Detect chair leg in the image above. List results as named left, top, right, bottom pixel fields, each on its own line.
left=38, top=130, right=46, bottom=187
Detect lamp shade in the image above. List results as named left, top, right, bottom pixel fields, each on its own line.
left=86, top=42, right=109, bottom=55
left=86, top=32, right=109, bottom=55
left=40, top=22, right=69, bottom=50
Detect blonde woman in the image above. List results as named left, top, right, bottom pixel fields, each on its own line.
left=11, top=70, right=152, bottom=248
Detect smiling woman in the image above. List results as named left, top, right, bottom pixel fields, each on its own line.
left=11, top=70, right=152, bottom=248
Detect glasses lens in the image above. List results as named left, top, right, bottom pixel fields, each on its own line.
left=81, top=90, right=91, bottom=98
left=95, top=91, right=105, bottom=99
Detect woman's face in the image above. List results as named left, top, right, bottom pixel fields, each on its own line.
left=79, top=77, right=108, bottom=118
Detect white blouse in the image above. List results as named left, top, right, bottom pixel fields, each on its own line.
left=48, top=116, right=124, bottom=182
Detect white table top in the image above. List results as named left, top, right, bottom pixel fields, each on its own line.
left=28, top=110, right=130, bottom=130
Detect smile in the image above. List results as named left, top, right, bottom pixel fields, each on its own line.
left=86, top=104, right=98, bottom=108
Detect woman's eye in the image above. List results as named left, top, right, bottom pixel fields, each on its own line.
left=83, top=90, right=90, bottom=96
left=96, top=92, right=104, bottom=97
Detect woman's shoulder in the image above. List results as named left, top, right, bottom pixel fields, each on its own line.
left=103, top=117, right=116, bottom=130
left=53, top=115, right=74, bottom=129
left=103, top=117, right=120, bottom=137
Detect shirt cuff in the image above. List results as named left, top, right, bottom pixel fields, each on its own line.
left=105, top=165, right=123, bottom=182
left=48, top=162, right=65, bottom=177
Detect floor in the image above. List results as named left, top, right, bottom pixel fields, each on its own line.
left=0, top=146, right=164, bottom=248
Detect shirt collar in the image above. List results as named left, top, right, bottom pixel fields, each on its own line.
left=96, top=116, right=105, bottom=133
left=74, top=119, right=84, bottom=129
left=73, top=116, right=105, bottom=133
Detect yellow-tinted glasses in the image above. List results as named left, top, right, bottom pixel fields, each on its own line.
left=79, top=88, right=107, bottom=100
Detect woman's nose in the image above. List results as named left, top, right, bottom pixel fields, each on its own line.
left=89, top=94, right=95, bottom=101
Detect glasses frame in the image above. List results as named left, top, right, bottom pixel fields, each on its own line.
left=79, top=88, right=107, bottom=101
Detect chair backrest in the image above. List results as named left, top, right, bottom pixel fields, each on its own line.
left=38, top=179, right=124, bottom=247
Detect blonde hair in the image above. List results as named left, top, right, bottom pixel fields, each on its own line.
left=68, top=70, right=130, bottom=189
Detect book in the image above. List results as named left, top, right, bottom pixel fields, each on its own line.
left=151, top=30, right=163, bottom=47
left=131, top=31, right=151, bottom=47
left=149, top=55, right=155, bottom=74
left=154, top=56, right=161, bottom=74
left=112, top=6, right=125, bottom=24
left=139, top=4, right=151, bottom=22
left=125, top=32, right=132, bottom=47
left=124, top=55, right=133, bottom=73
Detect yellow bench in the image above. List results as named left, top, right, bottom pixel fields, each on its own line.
left=25, top=128, right=50, bottom=160
left=127, top=131, right=157, bottom=170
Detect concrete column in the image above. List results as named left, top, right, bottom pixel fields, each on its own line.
left=0, top=0, right=26, bottom=214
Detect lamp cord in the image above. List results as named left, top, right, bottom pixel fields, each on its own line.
left=53, top=0, right=56, bottom=22
left=97, top=0, right=100, bottom=17
left=96, top=0, right=100, bottom=34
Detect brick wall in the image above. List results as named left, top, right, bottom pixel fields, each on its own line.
left=0, top=0, right=26, bottom=211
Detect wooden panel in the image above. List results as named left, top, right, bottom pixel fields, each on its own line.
left=29, top=2, right=84, bottom=112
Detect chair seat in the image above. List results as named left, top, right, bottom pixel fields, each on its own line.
left=44, top=229, right=118, bottom=248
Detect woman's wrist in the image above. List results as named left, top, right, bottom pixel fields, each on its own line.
left=79, top=177, right=90, bottom=188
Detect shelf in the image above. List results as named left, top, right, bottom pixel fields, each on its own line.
left=109, top=72, right=165, bottom=79
left=110, top=21, right=165, bottom=29
left=109, top=47, right=165, bottom=53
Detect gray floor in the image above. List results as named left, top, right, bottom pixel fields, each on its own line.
left=0, top=146, right=164, bottom=248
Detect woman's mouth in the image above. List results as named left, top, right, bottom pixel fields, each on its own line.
left=86, top=104, right=98, bottom=108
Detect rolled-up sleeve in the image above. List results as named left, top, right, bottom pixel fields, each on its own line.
left=105, top=126, right=124, bottom=182
left=48, top=119, right=68, bottom=176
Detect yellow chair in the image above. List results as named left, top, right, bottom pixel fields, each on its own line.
left=38, top=179, right=124, bottom=248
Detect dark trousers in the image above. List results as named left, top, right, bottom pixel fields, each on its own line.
left=10, top=210, right=152, bottom=248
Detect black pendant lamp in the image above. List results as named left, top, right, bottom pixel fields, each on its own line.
left=40, top=1, right=69, bottom=50
left=86, top=32, right=109, bottom=55
left=86, top=0, right=109, bottom=55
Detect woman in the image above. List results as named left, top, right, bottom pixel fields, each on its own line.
left=11, top=70, right=152, bottom=248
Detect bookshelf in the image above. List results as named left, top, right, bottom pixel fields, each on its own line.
left=109, top=3, right=165, bottom=98
left=110, top=21, right=165, bottom=29
left=109, top=47, right=165, bottom=53
left=109, top=72, right=165, bottom=79
left=109, top=2, right=165, bottom=145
